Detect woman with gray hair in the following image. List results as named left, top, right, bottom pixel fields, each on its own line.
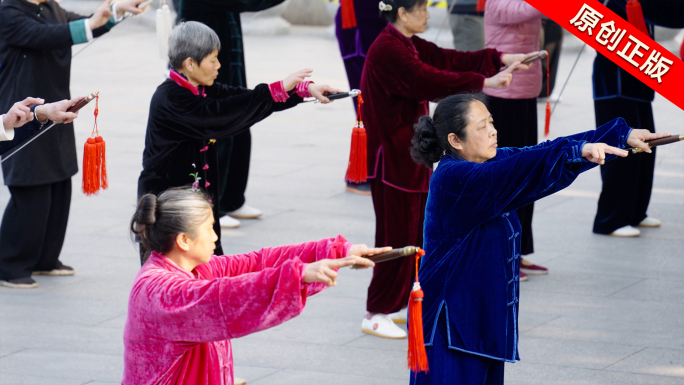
left=137, top=21, right=341, bottom=263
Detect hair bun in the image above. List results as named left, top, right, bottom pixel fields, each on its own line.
left=134, top=194, right=158, bottom=227
left=411, top=115, right=443, bottom=167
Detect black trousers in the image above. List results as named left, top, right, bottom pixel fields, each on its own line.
left=539, top=18, right=563, bottom=97
left=488, top=96, right=538, bottom=255
left=217, top=129, right=251, bottom=216
left=0, top=179, right=71, bottom=280
left=593, top=98, right=655, bottom=234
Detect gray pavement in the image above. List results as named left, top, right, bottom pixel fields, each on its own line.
left=1, top=10, right=683, bottom=385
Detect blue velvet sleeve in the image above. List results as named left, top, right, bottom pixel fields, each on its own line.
left=440, top=118, right=632, bottom=223
left=495, top=117, right=632, bottom=162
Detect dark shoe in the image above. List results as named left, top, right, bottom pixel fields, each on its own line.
left=520, top=272, right=529, bottom=282
left=0, top=277, right=38, bottom=288
left=345, top=182, right=371, bottom=195
left=520, top=260, right=549, bottom=275
left=33, top=265, right=75, bottom=276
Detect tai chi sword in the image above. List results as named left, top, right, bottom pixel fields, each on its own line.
left=351, top=246, right=420, bottom=269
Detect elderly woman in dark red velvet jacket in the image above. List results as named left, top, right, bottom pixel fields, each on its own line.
left=358, top=0, right=537, bottom=338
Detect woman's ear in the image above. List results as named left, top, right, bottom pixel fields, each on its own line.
left=182, top=57, right=194, bottom=73
left=397, top=7, right=408, bottom=23
left=447, top=133, right=463, bottom=151
left=176, top=233, right=191, bottom=252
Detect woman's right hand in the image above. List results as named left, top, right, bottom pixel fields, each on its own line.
left=483, top=62, right=519, bottom=89
left=89, top=0, right=113, bottom=30
left=581, top=143, right=628, bottom=165
left=626, top=129, right=671, bottom=153
left=283, top=68, right=313, bottom=91
left=304, top=256, right=375, bottom=286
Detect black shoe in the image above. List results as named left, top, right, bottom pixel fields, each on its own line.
left=345, top=181, right=371, bottom=195
left=0, top=277, right=38, bottom=288
left=33, top=265, right=75, bottom=276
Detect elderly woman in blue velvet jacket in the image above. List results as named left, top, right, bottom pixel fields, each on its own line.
left=407, top=92, right=667, bottom=385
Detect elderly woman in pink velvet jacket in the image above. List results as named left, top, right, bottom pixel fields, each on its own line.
left=123, top=188, right=387, bottom=385
left=484, top=0, right=547, bottom=280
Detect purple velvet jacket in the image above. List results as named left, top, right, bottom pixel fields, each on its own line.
left=122, top=236, right=351, bottom=385
left=360, top=23, right=503, bottom=192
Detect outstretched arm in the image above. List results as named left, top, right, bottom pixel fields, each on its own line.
left=133, top=237, right=380, bottom=343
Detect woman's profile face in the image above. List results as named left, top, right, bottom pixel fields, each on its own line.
left=186, top=209, right=218, bottom=265
left=401, top=2, right=430, bottom=35
left=190, top=49, right=221, bottom=87
left=455, top=101, right=498, bottom=163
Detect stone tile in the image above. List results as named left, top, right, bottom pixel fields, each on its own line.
left=606, top=347, right=684, bottom=378
left=521, top=272, right=643, bottom=297
left=518, top=312, right=562, bottom=333
left=0, top=373, right=84, bottom=385
left=506, top=362, right=684, bottom=385
left=518, top=336, right=643, bottom=370
left=232, top=365, right=282, bottom=383
left=249, top=369, right=408, bottom=385
left=231, top=339, right=408, bottom=380
left=524, top=316, right=684, bottom=351
left=0, top=320, right=124, bottom=355
left=608, top=278, right=684, bottom=304
left=0, top=349, right=122, bottom=383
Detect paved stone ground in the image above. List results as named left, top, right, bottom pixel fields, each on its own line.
left=0, top=8, right=682, bottom=385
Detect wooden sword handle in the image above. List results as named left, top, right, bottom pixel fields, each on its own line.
left=631, top=134, right=684, bottom=153
left=350, top=246, right=418, bottom=269
left=67, top=91, right=98, bottom=113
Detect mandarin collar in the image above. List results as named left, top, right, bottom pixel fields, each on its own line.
left=169, top=69, right=206, bottom=97
left=385, top=22, right=419, bottom=54
left=148, top=251, right=196, bottom=279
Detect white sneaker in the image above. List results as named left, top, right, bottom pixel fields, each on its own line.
left=361, top=313, right=407, bottom=339
left=638, top=217, right=661, bottom=228
left=227, top=204, right=262, bottom=219
left=234, top=377, right=247, bottom=385
left=387, top=308, right=407, bottom=323
left=610, top=225, right=640, bottom=237
left=219, top=215, right=241, bottom=228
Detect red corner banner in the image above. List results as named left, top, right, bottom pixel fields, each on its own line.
left=525, top=0, right=684, bottom=111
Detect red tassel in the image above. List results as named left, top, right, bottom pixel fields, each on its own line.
left=544, top=54, right=550, bottom=137
left=345, top=93, right=367, bottom=183
left=82, top=94, right=107, bottom=196
left=544, top=101, right=551, bottom=137
left=340, top=0, right=357, bottom=29
left=96, top=135, right=108, bottom=190
left=476, top=0, right=486, bottom=13
left=626, top=0, right=649, bottom=36
left=408, top=249, right=429, bottom=373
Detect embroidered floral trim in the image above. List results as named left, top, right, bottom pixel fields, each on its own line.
left=189, top=164, right=202, bottom=192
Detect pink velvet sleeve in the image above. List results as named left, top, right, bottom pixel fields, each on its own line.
left=131, top=237, right=351, bottom=345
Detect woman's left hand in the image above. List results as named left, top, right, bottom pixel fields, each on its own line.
left=308, top=84, right=344, bottom=104
left=581, top=142, right=628, bottom=165
left=626, top=129, right=671, bottom=153
left=501, top=52, right=538, bottom=71
left=345, top=244, right=391, bottom=269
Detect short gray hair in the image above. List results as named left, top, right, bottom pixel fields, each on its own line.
left=168, top=21, right=221, bottom=70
